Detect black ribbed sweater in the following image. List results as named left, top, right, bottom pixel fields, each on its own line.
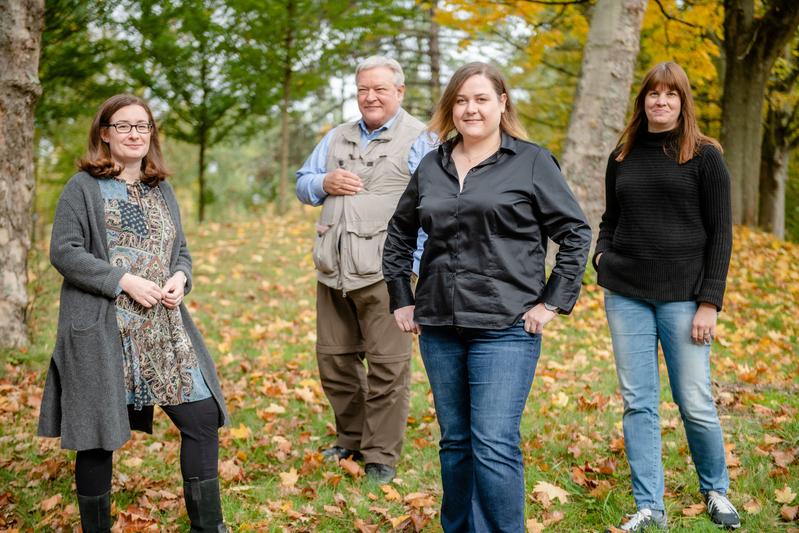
left=593, top=130, right=733, bottom=310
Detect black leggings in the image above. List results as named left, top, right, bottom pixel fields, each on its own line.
left=75, top=397, right=220, bottom=496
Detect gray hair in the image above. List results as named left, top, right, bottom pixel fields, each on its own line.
left=356, top=56, right=405, bottom=87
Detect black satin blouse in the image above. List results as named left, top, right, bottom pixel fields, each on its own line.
left=383, top=133, right=592, bottom=329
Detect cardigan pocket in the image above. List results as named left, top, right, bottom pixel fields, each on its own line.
left=70, top=316, right=104, bottom=336
left=66, top=287, right=109, bottom=334
left=62, top=326, right=107, bottom=412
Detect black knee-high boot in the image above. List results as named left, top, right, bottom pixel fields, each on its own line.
left=183, top=477, right=227, bottom=532
left=77, top=491, right=112, bottom=533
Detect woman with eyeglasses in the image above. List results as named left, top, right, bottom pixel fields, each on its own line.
left=38, top=94, right=229, bottom=532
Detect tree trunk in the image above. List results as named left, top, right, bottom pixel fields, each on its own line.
left=428, top=0, right=441, bottom=109
left=278, top=0, right=295, bottom=215
left=758, top=108, right=790, bottom=239
left=559, top=0, right=648, bottom=239
left=0, top=0, right=44, bottom=349
left=720, top=61, right=768, bottom=225
left=197, top=37, right=209, bottom=223
left=198, top=131, right=206, bottom=223
left=721, top=0, right=799, bottom=225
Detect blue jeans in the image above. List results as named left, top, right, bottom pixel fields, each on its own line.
left=419, top=322, right=541, bottom=533
left=604, top=291, right=730, bottom=511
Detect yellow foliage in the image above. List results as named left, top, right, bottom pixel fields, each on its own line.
left=435, top=0, right=727, bottom=149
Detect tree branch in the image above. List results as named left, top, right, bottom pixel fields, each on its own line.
left=653, top=0, right=702, bottom=29
left=518, top=109, right=562, bottom=128
left=493, top=0, right=590, bottom=5
left=749, top=0, right=799, bottom=65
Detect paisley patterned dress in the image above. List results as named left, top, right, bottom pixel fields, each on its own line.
left=99, top=178, right=211, bottom=410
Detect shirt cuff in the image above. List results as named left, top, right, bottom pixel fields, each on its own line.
left=540, top=272, right=581, bottom=314
left=386, top=278, right=415, bottom=313
left=310, top=174, right=328, bottom=205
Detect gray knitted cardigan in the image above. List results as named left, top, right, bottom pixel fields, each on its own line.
left=37, top=172, right=228, bottom=451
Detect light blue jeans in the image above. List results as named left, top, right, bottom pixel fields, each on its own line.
left=419, top=322, right=541, bottom=533
left=604, top=291, right=730, bottom=511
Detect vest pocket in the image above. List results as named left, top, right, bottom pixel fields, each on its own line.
left=312, top=223, right=339, bottom=275
left=345, top=220, right=386, bottom=275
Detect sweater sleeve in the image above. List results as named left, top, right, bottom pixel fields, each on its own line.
left=697, top=145, right=733, bottom=310
left=382, top=168, right=421, bottom=312
left=49, top=186, right=126, bottom=299
left=593, top=152, right=619, bottom=269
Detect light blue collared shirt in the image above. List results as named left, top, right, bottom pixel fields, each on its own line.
left=296, top=110, right=435, bottom=275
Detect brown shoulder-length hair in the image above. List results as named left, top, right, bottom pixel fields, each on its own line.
left=428, top=62, right=527, bottom=142
left=616, top=61, right=721, bottom=164
left=78, top=94, right=169, bottom=184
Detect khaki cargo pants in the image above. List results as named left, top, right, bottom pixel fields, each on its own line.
left=316, top=281, right=411, bottom=467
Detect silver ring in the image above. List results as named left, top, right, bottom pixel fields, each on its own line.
left=703, top=337, right=712, bottom=345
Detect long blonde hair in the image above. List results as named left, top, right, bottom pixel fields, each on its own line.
left=429, top=62, right=527, bottom=142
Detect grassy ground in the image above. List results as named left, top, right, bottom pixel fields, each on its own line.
left=1, top=206, right=798, bottom=532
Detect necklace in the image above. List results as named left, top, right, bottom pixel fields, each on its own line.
left=456, top=141, right=500, bottom=165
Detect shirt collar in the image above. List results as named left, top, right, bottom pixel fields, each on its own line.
left=439, top=131, right=519, bottom=166
left=358, top=109, right=402, bottom=136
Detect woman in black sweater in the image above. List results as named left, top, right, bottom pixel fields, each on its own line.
left=596, top=62, right=739, bottom=531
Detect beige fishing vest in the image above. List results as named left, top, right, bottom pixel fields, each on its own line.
left=313, top=108, right=426, bottom=292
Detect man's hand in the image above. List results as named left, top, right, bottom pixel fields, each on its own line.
left=161, top=271, right=187, bottom=309
left=323, top=169, right=363, bottom=196
left=522, top=303, right=556, bottom=334
left=119, top=273, right=162, bottom=308
left=393, top=305, right=420, bottom=334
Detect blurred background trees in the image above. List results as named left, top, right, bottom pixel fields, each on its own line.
left=3, top=0, right=799, bottom=346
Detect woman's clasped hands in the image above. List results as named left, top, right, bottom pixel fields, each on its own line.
left=119, top=271, right=186, bottom=309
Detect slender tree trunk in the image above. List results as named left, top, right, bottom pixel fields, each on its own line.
left=198, top=131, right=206, bottom=223
left=720, top=0, right=799, bottom=225
left=559, top=0, right=648, bottom=238
left=197, top=40, right=209, bottom=223
left=0, top=0, right=44, bottom=348
left=279, top=79, right=291, bottom=214
left=428, top=0, right=441, bottom=109
left=758, top=108, right=790, bottom=238
left=278, top=0, right=295, bottom=215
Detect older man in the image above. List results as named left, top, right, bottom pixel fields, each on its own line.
left=296, top=56, right=434, bottom=483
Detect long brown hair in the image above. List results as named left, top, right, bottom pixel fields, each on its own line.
left=429, top=62, right=527, bottom=142
left=616, top=61, right=721, bottom=164
left=79, top=94, right=169, bottom=184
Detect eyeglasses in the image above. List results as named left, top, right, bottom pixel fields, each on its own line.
left=104, top=122, right=153, bottom=134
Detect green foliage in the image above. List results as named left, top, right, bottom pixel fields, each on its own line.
left=121, top=0, right=245, bottom=147
left=36, top=0, right=126, bottom=135
left=33, top=1, right=133, bottom=239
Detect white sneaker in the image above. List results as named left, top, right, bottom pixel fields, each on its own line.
left=705, top=491, right=741, bottom=529
left=606, top=508, right=668, bottom=532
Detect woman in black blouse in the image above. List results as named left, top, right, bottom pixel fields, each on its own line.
left=596, top=62, right=739, bottom=531
left=383, top=62, right=591, bottom=533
